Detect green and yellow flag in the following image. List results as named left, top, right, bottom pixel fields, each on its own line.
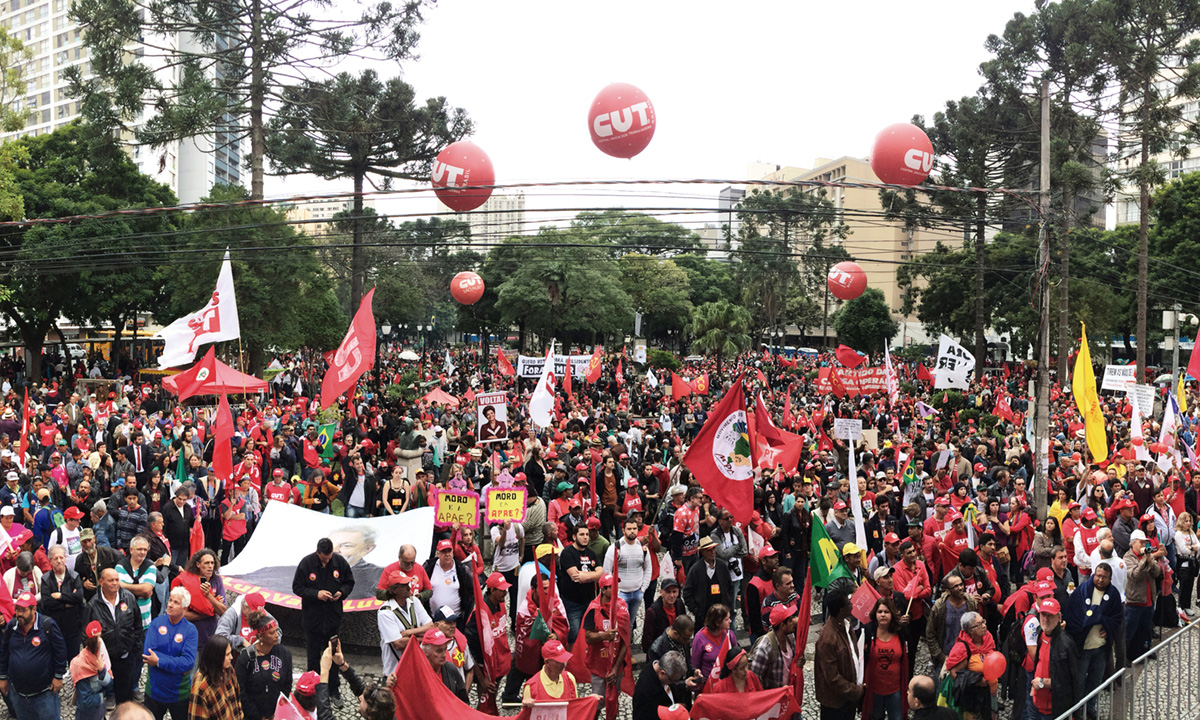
left=810, top=515, right=853, bottom=589
left=316, top=422, right=338, bottom=459
left=1072, top=323, right=1107, bottom=462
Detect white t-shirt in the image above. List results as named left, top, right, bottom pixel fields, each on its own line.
left=51, top=525, right=83, bottom=562
left=378, top=598, right=430, bottom=676
left=491, top=523, right=525, bottom=573
left=430, top=562, right=462, bottom=615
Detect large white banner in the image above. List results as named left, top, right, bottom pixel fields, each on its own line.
left=516, top=354, right=592, bottom=379
left=476, top=391, right=508, bottom=444
left=223, top=503, right=434, bottom=612
left=934, top=334, right=975, bottom=390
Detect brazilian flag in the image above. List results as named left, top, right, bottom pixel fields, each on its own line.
left=316, top=423, right=338, bottom=459
left=900, top=457, right=919, bottom=486
left=810, top=515, right=853, bottom=589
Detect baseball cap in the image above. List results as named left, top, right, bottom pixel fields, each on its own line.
left=973, top=463, right=986, bottom=473
left=842, top=542, right=861, bottom=557
left=1067, top=501, right=1081, bottom=510
left=436, top=539, right=453, bottom=552
left=598, top=573, right=614, bottom=588
left=1081, top=508, right=1097, bottom=521
left=658, top=706, right=690, bottom=720
left=4, top=471, right=16, bottom=482
left=660, top=577, right=679, bottom=590
left=243, top=592, right=266, bottom=611
left=63, top=506, right=84, bottom=520
left=431, top=606, right=459, bottom=624
left=935, top=496, right=950, bottom=507
left=1130, top=529, right=1148, bottom=542
left=1034, top=581, right=1055, bottom=598
left=884, top=532, right=901, bottom=544
left=769, top=602, right=797, bottom=627
left=0, top=506, right=13, bottom=517
left=1037, top=598, right=1061, bottom=614
left=542, top=640, right=572, bottom=664
left=1035, top=567, right=1053, bottom=582
left=873, top=566, right=895, bottom=581
left=85, top=620, right=103, bottom=639
left=79, top=528, right=95, bottom=541
left=272, top=468, right=284, bottom=477
left=295, top=670, right=320, bottom=696
left=833, top=500, right=848, bottom=510
left=386, top=570, right=412, bottom=589
left=422, top=628, right=450, bottom=646
left=485, top=572, right=512, bottom=591
left=535, top=544, right=557, bottom=560
left=14, top=592, right=35, bottom=608
left=627, top=478, right=638, bottom=487
left=586, top=517, right=601, bottom=530
left=758, top=545, right=779, bottom=560
left=947, top=509, right=963, bottom=522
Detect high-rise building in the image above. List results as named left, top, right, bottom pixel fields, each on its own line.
left=452, top=192, right=526, bottom=247
left=749, top=156, right=963, bottom=345
left=718, top=185, right=745, bottom=239
left=0, top=8, right=243, bottom=204
left=286, top=197, right=376, bottom=240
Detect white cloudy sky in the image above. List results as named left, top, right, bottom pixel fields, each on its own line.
left=265, top=0, right=1039, bottom=229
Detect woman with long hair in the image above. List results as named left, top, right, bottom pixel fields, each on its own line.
left=1033, top=516, right=1063, bottom=570
left=1175, top=512, right=1200, bottom=616
left=171, top=549, right=228, bottom=653
left=187, top=635, right=241, bottom=720
left=690, top=603, right=737, bottom=682
left=862, top=597, right=908, bottom=720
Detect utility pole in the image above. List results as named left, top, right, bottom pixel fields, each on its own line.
left=1033, top=77, right=1052, bottom=521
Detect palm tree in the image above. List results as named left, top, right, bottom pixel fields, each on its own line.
left=689, top=300, right=752, bottom=373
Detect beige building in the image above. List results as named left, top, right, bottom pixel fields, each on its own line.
left=285, top=197, right=376, bottom=240
left=750, top=156, right=962, bottom=346
left=452, top=191, right=527, bottom=247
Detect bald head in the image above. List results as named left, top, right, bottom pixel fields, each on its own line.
left=908, top=675, right=938, bottom=710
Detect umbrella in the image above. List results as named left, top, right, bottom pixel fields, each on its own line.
left=1154, top=373, right=1173, bottom=385
left=398, top=350, right=420, bottom=361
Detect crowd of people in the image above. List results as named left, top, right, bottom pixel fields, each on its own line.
left=0, top=342, right=1190, bottom=720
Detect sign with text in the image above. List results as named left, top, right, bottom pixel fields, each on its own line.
left=1128, top=384, right=1157, bottom=420
left=815, top=367, right=888, bottom=396
left=486, top=486, right=528, bottom=524
left=833, top=418, right=863, bottom=441
left=434, top=489, right=480, bottom=528
left=1102, top=364, right=1137, bottom=392
left=476, top=391, right=508, bottom=445
left=516, top=354, right=592, bottom=379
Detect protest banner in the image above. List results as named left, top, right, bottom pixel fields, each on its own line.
left=222, top=503, right=434, bottom=612
left=487, top=486, right=528, bottom=524
left=815, top=367, right=888, bottom=396
left=476, top=391, right=508, bottom=444
left=434, top=489, right=480, bottom=528
left=1101, top=364, right=1137, bottom=392
left=516, top=354, right=592, bottom=379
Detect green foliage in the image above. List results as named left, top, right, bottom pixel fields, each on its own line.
left=0, top=142, right=27, bottom=221
left=895, top=346, right=930, bottom=364
left=899, top=381, right=917, bottom=395
left=645, top=349, right=680, bottom=371
left=980, top=413, right=1001, bottom=434
left=689, top=300, right=752, bottom=371
left=0, top=27, right=32, bottom=133
left=831, top=288, right=899, bottom=356
left=161, top=184, right=345, bottom=372
left=572, top=210, right=701, bottom=256
left=386, top=370, right=421, bottom=402
left=933, top=391, right=966, bottom=413
left=672, top=253, right=737, bottom=306
left=618, top=254, right=692, bottom=338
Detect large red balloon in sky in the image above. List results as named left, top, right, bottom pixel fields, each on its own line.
left=588, top=83, right=656, bottom=159
left=827, top=261, right=868, bottom=301
left=431, top=141, right=494, bottom=212
left=871, top=123, right=934, bottom=185
left=451, top=271, right=485, bottom=305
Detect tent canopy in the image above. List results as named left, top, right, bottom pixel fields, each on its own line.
left=421, top=387, right=459, bottom=407
left=163, top=358, right=268, bottom=396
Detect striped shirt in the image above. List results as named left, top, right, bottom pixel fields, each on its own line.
left=116, top=561, right=157, bottom=628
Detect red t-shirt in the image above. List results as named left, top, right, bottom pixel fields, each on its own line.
left=264, top=482, right=292, bottom=504
left=39, top=423, right=57, bottom=448
left=870, top=633, right=903, bottom=694
left=377, top=561, right=432, bottom=593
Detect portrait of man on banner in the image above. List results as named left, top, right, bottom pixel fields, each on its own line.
left=477, top=391, right=509, bottom=444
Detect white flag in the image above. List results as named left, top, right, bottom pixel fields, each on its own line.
left=647, top=370, right=658, bottom=388
left=529, top=341, right=556, bottom=429
left=155, top=251, right=240, bottom=369
left=444, top=349, right=455, bottom=377
left=884, top=345, right=899, bottom=407
left=933, top=334, right=975, bottom=390
left=1157, top=395, right=1183, bottom=472
left=1129, top=392, right=1153, bottom=462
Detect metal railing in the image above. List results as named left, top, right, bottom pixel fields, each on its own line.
left=1053, top=618, right=1200, bottom=720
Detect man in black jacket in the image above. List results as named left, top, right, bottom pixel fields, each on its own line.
left=631, top=650, right=697, bottom=720
left=641, top=577, right=686, bottom=654
left=1029, top=598, right=1082, bottom=720
left=161, top=486, right=194, bottom=571
left=83, top=567, right=144, bottom=703
left=336, top=456, right=378, bottom=519
left=39, top=545, right=85, bottom=662
left=292, top=537, right=355, bottom=707
left=681, top=536, right=734, bottom=621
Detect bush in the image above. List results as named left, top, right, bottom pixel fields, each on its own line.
left=933, top=391, right=965, bottom=413
left=386, top=369, right=421, bottom=402
left=899, top=381, right=916, bottom=395
left=979, top=413, right=1000, bottom=434
left=647, top=349, right=681, bottom=371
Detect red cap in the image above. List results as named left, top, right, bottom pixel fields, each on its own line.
left=63, top=506, right=84, bottom=520
left=948, top=509, right=963, bottom=522
left=627, top=478, right=639, bottom=487
left=295, top=670, right=319, bottom=695
left=541, top=639, right=572, bottom=664
left=1036, top=567, right=1054, bottom=582
left=514, top=472, right=527, bottom=482
left=243, top=592, right=266, bottom=611
left=769, top=602, right=797, bottom=627
left=935, top=496, right=950, bottom=506
left=273, top=468, right=284, bottom=477
left=436, top=539, right=453, bottom=552
left=1067, top=501, right=1081, bottom=510
left=422, top=628, right=450, bottom=646
left=884, top=532, right=901, bottom=544
left=485, top=572, right=512, bottom=591
left=545, top=451, right=558, bottom=459
left=1140, top=513, right=1155, bottom=524
left=833, top=500, right=848, bottom=510
left=1081, top=508, right=1097, bottom=520
left=973, top=463, right=986, bottom=473
left=14, top=592, right=35, bottom=608
left=386, top=570, right=413, bottom=589
left=659, top=705, right=691, bottom=720
left=758, top=545, right=779, bottom=560
left=575, top=463, right=587, bottom=472
left=1034, top=581, right=1055, bottom=598
left=85, top=620, right=103, bottom=638
left=598, top=573, right=614, bottom=588
left=1037, top=598, right=1061, bottom=614
left=586, top=517, right=601, bottom=530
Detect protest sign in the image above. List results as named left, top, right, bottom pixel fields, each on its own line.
left=515, top=354, right=592, bottom=379
left=833, top=418, right=863, bottom=441
left=434, top=489, right=480, bottom=528
left=1101, top=364, right=1137, bottom=392
left=476, top=391, right=508, bottom=444
left=486, top=486, right=528, bottom=524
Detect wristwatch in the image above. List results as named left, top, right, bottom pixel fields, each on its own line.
left=1036, top=678, right=1044, bottom=689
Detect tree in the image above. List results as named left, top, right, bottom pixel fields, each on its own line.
left=832, top=288, right=900, bottom=356
left=672, top=253, right=738, bottom=306
left=266, top=69, right=471, bottom=305
left=0, top=27, right=33, bottom=220
left=162, top=184, right=345, bottom=372
left=1095, top=0, right=1200, bottom=375
left=572, top=210, right=702, bottom=256
left=689, top=300, right=752, bottom=372
left=68, top=0, right=430, bottom=198
left=617, top=254, right=692, bottom=341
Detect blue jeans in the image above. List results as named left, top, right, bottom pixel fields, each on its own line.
left=345, top=505, right=367, bottom=518
left=619, top=589, right=643, bottom=630
left=1080, top=645, right=1108, bottom=715
left=871, top=692, right=901, bottom=720
left=9, top=688, right=60, bottom=720
left=563, top=598, right=587, bottom=644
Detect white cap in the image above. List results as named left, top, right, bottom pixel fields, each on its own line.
left=0, top=450, right=11, bottom=458
left=0, top=506, right=14, bottom=517
left=1130, top=529, right=1148, bottom=542
left=5, top=471, right=16, bottom=482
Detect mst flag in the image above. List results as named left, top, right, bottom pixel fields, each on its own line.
left=320, top=288, right=376, bottom=409
left=1073, top=323, right=1108, bottom=462
left=171, top=347, right=218, bottom=402
left=681, top=377, right=755, bottom=525
left=156, top=250, right=241, bottom=368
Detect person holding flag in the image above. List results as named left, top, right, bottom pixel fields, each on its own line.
left=568, top=572, right=632, bottom=720
left=464, top=572, right=512, bottom=715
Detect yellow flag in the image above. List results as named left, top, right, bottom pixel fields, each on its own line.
left=1072, top=323, right=1108, bottom=462
left=1178, top=375, right=1189, bottom=414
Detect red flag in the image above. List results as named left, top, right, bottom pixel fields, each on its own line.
left=754, top=394, right=806, bottom=471
left=690, top=373, right=710, bottom=395
left=1002, top=362, right=1011, bottom=379
left=834, top=344, right=866, bottom=368
left=785, top=575, right=814, bottom=715
left=762, top=348, right=772, bottom=364
left=496, top=346, right=516, bottom=377
left=189, top=515, right=205, bottom=557
left=779, top=355, right=797, bottom=369
left=822, top=367, right=847, bottom=398
left=213, top=392, right=234, bottom=487
left=695, top=688, right=795, bottom=720
left=917, top=364, right=934, bottom=383
left=1187, top=344, right=1200, bottom=383
left=671, top=372, right=692, bottom=401
left=994, top=394, right=1016, bottom=423
left=584, top=346, right=603, bottom=383
left=464, top=387, right=476, bottom=403
left=320, top=288, right=376, bottom=409
left=709, top=631, right=732, bottom=681
left=615, top=358, right=623, bottom=387
left=681, top=377, right=755, bottom=525
left=755, top=368, right=768, bottom=386
left=273, top=693, right=306, bottom=720
left=171, top=347, right=218, bottom=402
left=563, top=357, right=574, bottom=400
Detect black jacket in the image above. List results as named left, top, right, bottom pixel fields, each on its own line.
left=38, top=569, right=85, bottom=640
left=315, top=665, right=367, bottom=720
left=292, top=552, right=355, bottom=634
left=161, top=500, right=194, bottom=553
left=83, top=587, right=144, bottom=659
left=1032, top=624, right=1083, bottom=719
left=75, top=547, right=123, bottom=601
left=641, top=596, right=687, bottom=654
left=336, top=471, right=379, bottom=514
left=421, top=557, right=475, bottom=631
left=681, top=557, right=735, bottom=621
left=632, top=660, right=691, bottom=720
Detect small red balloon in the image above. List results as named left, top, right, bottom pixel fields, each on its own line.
left=871, top=123, right=934, bottom=185
left=827, top=261, right=868, bottom=301
left=588, top=83, right=656, bottom=159
left=432, top=141, right=494, bottom=212
left=451, top=271, right=485, bottom=305
left=982, top=651, right=1007, bottom=682
left=1132, top=436, right=1144, bottom=446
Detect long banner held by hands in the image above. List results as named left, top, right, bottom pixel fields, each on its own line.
left=320, top=287, right=376, bottom=409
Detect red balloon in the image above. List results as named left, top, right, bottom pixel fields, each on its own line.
left=451, top=271, right=485, bottom=305
left=827, top=261, right=868, bottom=301
left=431, top=141, right=494, bottom=212
left=588, top=83, right=656, bottom=159
left=982, top=651, right=1007, bottom=682
left=1132, top=436, right=1144, bottom=446
left=871, top=123, right=935, bottom=185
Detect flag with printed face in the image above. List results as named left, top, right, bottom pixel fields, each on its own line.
left=156, top=250, right=241, bottom=368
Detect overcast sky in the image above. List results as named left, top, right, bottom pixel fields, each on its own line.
left=265, top=0, right=1040, bottom=229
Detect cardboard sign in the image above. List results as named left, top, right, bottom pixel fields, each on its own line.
left=1101, top=364, right=1137, bottom=392
left=486, top=486, right=527, bottom=524
left=833, top=418, right=863, bottom=441
left=1128, top=384, right=1156, bottom=420
left=476, top=391, right=508, bottom=445
left=850, top=580, right=882, bottom=625
left=434, top=489, right=480, bottom=528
